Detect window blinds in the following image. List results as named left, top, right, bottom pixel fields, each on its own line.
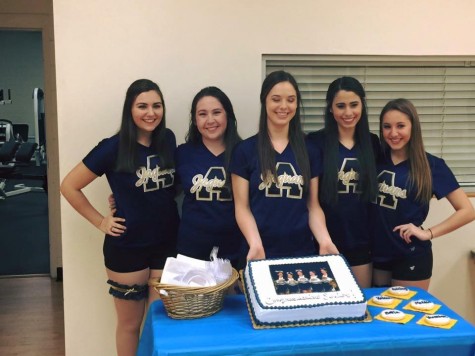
left=265, top=57, right=475, bottom=185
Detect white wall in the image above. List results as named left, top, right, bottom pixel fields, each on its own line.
left=54, top=1, right=475, bottom=355
left=425, top=198, right=475, bottom=322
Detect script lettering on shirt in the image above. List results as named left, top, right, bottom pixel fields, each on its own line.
left=338, top=158, right=361, bottom=194
left=258, top=163, right=304, bottom=199
left=135, top=156, right=175, bottom=192
left=376, top=170, right=407, bottom=209
left=338, top=168, right=358, bottom=185
left=191, top=174, right=225, bottom=193
left=136, top=166, right=175, bottom=189
left=378, top=181, right=407, bottom=199
left=259, top=172, right=304, bottom=189
left=191, top=167, right=232, bottom=201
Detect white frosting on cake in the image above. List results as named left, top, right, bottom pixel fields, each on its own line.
left=410, top=299, right=434, bottom=311
left=372, top=295, right=394, bottom=305
left=244, top=255, right=366, bottom=326
left=425, top=314, right=450, bottom=326
left=381, top=309, right=405, bottom=321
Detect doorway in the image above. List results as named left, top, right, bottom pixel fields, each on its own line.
left=0, top=1, right=61, bottom=280
left=0, top=30, right=49, bottom=275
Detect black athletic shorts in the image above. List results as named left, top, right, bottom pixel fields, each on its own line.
left=103, top=238, right=176, bottom=273
left=340, top=245, right=372, bottom=267
left=373, top=250, right=433, bottom=281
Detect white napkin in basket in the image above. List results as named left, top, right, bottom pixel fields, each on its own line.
left=160, top=249, right=232, bottom=287
left=208, top=247, right=233, bottom=284
left=161, top=255, right=216, bottom=287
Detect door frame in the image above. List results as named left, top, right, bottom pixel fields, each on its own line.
left=0, top=0, right=61, bottom=278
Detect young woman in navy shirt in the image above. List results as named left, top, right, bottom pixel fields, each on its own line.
left=175, top=86, right=246, bottom=268
left=372, top=98, right=475, bottom=290
left=308, top=77, right=379, bottom=288
left=60, top=79, right=179, bottom=356
left=231, top=71, right=328, bottom=260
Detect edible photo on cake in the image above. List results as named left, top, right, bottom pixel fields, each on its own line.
left=271, top=262, right=339, bottom=295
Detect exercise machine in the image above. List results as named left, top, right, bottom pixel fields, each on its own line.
left=0, top=119, right=15, bottom=145
left=33, top=88, right=46, bottom=165
left=0, top=140, right=43, bottom=199
left=0, top=88, right=47, bottom=199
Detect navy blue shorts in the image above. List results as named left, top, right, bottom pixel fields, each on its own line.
left=373, top=250, right=433, bottom=281
left=103, top=238, right=176, bottom=273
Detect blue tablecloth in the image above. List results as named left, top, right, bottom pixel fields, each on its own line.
left=138, top=287, right=475, bottom=355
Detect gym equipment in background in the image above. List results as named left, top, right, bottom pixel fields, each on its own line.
left=0, top=88, right=48, bottom=199
left=0, top=140, right=42, bottom=199
left=0, top=119, right=15, bottom=145
left=33, top=88, right=46, bottom=165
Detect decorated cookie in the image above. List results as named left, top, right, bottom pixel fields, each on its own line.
left=425, top=314, right=451, bottom=326
left=372, top=295, right=394, bottom=305
left=381, top=309, right=405, bottom=321
left=388, top=286, right=410, bottom=296
left=410, top=299, right=435, bottom=311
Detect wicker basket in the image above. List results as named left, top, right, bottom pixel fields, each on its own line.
left=149, top=268, right=239, bottom=319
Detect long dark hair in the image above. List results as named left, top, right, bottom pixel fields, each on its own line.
left=258, top=70, right=310, bottom=193
left=379, top=98, right=432, bottom=204
left=186, top=86, right=242, bottom=185
left=321, top=76, right=377, bottom=205
left=116, top=79, right=173, bottom=172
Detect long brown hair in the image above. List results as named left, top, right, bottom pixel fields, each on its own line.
left=258, top=71, right=310, bottom=194
left=116, top=79, right=173, bottom=172
left=321, top=76, right=377, bottom=206
left=186, top=86, right=242, bottom=187
left=379, top=98, right=432, bottom=204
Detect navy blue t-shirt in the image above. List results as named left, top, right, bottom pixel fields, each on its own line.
left=175, top=141, right=245, bottom=265
left=371, top=152, right=459, bottom=262
left=229, top=134, right=322, bottom=258
left=308, top=130, right=380, bottom=251
left=82, top=131, right=179, bottom=248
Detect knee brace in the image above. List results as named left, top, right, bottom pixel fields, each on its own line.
left=107, top=279, right=148, bottom=300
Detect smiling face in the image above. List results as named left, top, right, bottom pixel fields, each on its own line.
left=194, top=96, right=228, bottom=146
left=330, top=90, right=362, bottom=132
left=265, top=81, right=297, bottom=130
left=131, top=90, right=163, bottom=143
left=381, top=109, right=412, bottom=157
